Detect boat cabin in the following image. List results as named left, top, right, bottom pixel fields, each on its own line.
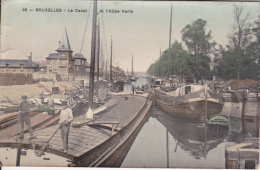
left=154, top=79, right=163, bottom=86
left=176, top=85, right=204, bottom=96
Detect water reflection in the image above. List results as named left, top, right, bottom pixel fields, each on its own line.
left=155, top=113, right=229, bottom=159
left=122, top=95, right=259, bottom=168
left=121, top=77, right=259, bottom=168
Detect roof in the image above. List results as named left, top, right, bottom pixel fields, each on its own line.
left=0, top=59, right=39, bottom=67
left=56, top=28, right=72, bottom=51
left=73, top=53, right=86, bottom=60
left=46, top=53, right=58, bottom=59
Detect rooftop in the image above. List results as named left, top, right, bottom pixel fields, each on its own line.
left=0, top=59, right=39, bottom=67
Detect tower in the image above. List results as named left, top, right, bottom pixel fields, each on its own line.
left=56, top=28, right=74, bottom=75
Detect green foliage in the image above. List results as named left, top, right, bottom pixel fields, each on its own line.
left=213, top=46, right=258, bottom=80
left=147, top=41, right=212, bottom=81
left=147, top=13, right=260, bottom=81
left=187, top=54, right=212, bottom=81
left=147, top=42, right=190, bottom=77
left=181, top=19, right=215, bottom=55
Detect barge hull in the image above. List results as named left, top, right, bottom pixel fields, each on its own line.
left=155, top=99, right=223, bottom=119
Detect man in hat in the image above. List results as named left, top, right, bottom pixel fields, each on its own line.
left=18, top=95, right=37, bottom=141
left=59, top=100, right=73, bottom=153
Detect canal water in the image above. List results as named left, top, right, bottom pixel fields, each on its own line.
left=120, top=77, right=259, bottom=168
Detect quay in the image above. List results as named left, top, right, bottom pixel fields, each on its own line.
left=0, top=92, right=153, bottom=167
left=225, top=138, right=259, bottom=169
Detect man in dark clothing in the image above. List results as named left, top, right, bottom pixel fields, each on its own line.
left=18, top=95, right=37, bottom=141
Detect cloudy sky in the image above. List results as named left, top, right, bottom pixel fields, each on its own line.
left=1, top=0, right=260, bottom=72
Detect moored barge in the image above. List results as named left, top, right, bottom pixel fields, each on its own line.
left=154, top=84, right=224, bottom=120
left=0, top=93, right=153, bottom=167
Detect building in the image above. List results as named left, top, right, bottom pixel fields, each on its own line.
left=46, top=28, right=75, bottom=80
left=46, top=28, right=90, bottom=81
left=0, top=53, right=39, bottom=73
left=73, top=53, right=90, bottom=76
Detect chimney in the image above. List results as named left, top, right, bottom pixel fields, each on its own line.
left=29, top=52, right=32, bottom=61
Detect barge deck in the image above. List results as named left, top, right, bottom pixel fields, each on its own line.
left=0, top=93, right=153, bottom=167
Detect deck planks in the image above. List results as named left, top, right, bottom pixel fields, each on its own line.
left=1, top=95, right=148, bottom=158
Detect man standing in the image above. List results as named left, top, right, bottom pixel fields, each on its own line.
left=47, top=93, right=54, bottom=108
left=18, top=95, right=37, bottom=141
left=59, top=101, right=73, bottom=153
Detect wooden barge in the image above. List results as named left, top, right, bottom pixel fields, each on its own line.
left=154, top=84, right=224, bottom=120
left=0, top=93, right=153, bottom=167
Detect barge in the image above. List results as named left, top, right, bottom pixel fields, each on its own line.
left=0, top=93, right=153, bottom=167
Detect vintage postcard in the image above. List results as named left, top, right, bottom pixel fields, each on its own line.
left=0, top=0, right=259, bottom=169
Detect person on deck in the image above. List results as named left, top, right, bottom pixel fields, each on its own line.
left=47, top=93, right=54, bottom=108
left=18, top=95, right=37, bottom=141
left=59, top=101, right=73, bottom=153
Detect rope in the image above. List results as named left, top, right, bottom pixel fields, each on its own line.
left=79, top=1, right=92, bottom=54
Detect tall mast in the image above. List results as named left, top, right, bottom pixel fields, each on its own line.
left=110, top=36, right=113, bottom=83
left=101, top=43, right=104, bottom=78
left=96, top=19, right=100, bottom=97
left=118, top=60, right=119, bottom=78
left=105, top=61, right=107, bottom=80
left=88, top=0, right=98, bottom=111
left=131, top=55, right=133, bottom=77
left=159, top=47, right=161, bottom=77
left=168, top=4, right=172, bottom=78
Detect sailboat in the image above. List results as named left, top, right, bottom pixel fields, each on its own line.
left=129, top=55, right=137, bottom=82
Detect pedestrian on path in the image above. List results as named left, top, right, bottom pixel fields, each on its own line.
left=18, top=95, right=37, bottom=141
left=59, top=101, right=73, bottom=153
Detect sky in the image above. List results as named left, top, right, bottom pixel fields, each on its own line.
left=1, top=0, right=260, bottom=72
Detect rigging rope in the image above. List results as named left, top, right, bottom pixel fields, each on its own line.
left=79, top=1, right=93, bottom=54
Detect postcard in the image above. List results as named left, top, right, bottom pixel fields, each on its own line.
left=0, top=0, right=259, bottom=169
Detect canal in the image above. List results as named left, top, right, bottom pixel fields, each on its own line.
left=120, top=77, right=259, bottom=168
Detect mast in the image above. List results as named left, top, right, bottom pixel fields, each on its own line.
left=87, top=0, right=98, bottom=112
left=159, top=47, right=161, bottom=77
left=118, top=61, right=120, bottom=78
left=101, top=43, right=104, bottom=78
left=97, top=19, right=100, bottom=97
left=131, top=55, right=133, bottom=77
left=110, top=36, right=113, bottom=83
left=106, top=61, right=107, bottom=80
left=168, top=4, right=172, bottom=78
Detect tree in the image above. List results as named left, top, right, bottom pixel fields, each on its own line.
left=181, top=19, right=214, bottom=81
left=181, top=19, right=216, bottom=55
left=147, top=42, right=190, bottom=77
left=213, top=47, right=258, bottom=80
left=228, top=4, right=253, bottom=50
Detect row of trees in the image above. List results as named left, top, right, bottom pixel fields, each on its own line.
left=147, top=4, right=260, bottom=82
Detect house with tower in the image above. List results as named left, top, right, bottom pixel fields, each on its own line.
left=46, top=28, right=89, bottom=81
